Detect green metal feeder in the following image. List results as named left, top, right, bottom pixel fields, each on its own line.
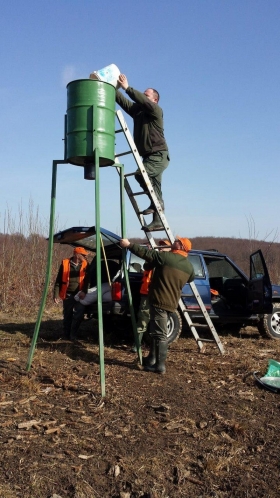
left=65, top=79, right=116, bottom=179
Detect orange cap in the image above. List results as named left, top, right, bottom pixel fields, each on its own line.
left=158, top=239, right=171, bottom=246
left=176, top=236, right=192, bottom=252
left=73, top=246, right=89, bottom=255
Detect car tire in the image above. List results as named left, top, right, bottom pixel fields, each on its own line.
left=257, top=305, right=280, bottom=339
left=167, top=310, right=182, bottom=344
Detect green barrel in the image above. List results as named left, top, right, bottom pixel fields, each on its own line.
left=65, top=79, right=115, bottom=167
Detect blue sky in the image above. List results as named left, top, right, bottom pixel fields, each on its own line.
left=0, top=0, right=279, bottom=241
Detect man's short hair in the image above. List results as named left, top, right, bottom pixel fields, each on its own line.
left=151, top=89, right=160, bottom=102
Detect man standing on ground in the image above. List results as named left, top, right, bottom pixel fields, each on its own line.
left=116, top=74, right=169, bottom=231
left=120, top=237, right=195, bottom=373
left=132, top=239, right=172, bottom=351
left=53, top=247, right=89, bottom=340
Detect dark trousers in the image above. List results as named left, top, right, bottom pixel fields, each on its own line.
left=135, top=151, right=169, bottom=205
left=63, top=294, right=85, bottom=336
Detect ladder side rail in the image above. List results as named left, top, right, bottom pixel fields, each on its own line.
left=178, top=296, right=224, bottom=354
left=114, top=160, right=158, bottom=248
left=115, top=111, right=224, bottom=355
left=115, top=112, right=175, bottom=241
left=178, top=298, right=205, bottom=351
left=116, top=111, right=165, bottom=216
left=189, top=282, right=225, bottom=354
left=114, top=159, right=145, bottom=225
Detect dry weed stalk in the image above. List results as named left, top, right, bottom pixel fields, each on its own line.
left=0, top=199, right=68, bottom=314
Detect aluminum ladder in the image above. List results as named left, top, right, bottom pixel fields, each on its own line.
left=115, top=110, right=225, bottom=354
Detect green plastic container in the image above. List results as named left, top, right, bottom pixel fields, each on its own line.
left=265, top=359, right=280, bottom=377
left=65, top=79, right=116, bottom=167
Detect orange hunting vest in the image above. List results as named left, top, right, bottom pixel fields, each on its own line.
left=59, top=258, right=88, bottom=300
left=140, top=270, right=153, bottom=295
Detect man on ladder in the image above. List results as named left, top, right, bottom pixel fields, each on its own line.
left=116, top=73, right=170, bottom=231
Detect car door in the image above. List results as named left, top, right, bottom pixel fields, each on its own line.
left=248, top=250, right=272, bottom=313
left=181, top=253, right=212, bottom=311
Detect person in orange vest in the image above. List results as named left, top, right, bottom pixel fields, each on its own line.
left=132, top=239, right=171, bottom=351
left=53, top=247, right=90, bottom=340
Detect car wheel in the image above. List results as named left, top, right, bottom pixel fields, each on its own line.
left=257, top=305, right=280, bottom=339
left=167, top=310, right=182, bottom=344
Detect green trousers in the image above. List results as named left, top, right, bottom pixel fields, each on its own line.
left=136, top=295, right=150, bottom=334
left=135, top=150, right=169, bottom=204
left=150, top=305, right=169, bottom=341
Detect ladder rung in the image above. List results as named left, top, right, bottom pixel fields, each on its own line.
left=182, top=308, right=211, bottom=314
left=195, top=338, right=215, bottom=343
left=189, top=323, right=209, bottom=328
left=129, top=191, right=149, bottom=197
left=124, top=171, right=139, bottom=177
left=115, top=151, right=132, bottom=158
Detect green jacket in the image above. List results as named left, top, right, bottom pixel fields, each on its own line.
left=129, top=243, right=195, bottom=312
left=116, top=87, right=168, bottom=157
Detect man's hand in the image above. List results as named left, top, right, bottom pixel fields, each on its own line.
left=118, top=74, right=129, bottom=90
left=120, top=238, right=130, bottom=248
left=54, top=297, right=60, bottom=304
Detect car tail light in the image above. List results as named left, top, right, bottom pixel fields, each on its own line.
left=111, top=282, right=122, bottom=301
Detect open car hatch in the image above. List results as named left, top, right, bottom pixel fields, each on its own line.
left=52, top=226, right=122, bottom=259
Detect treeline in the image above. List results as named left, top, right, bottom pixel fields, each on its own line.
left=0, top=232, right=70, bottom=314
left=0, top=232, right=279, bottom=316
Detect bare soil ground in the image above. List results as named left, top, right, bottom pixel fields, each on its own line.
left=1, top=311, right=280, bottom=498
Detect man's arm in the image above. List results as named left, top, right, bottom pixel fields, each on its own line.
left=53, top=264, right=63, bottom=302
left=116, top=90, right=136, bottom=117
left=81, top=263, right=90, bottom=293
left=120, top=239, right=164, bottom=265
left=125, top=87, right=160, bottom=118
left=117, top=73, right=160, bottom=118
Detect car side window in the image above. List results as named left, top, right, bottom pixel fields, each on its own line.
left=188, top=255, right=205, bottom=278
left=204, top=257, right=240, bottom=278
left=128, top=254, right=145, bottom=273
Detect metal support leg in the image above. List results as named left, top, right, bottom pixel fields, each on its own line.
left=94, top=149, right=106, bottom=398
left=118, top=164, right=142, bottom=365
left=26, top=160, right=67, bottom=371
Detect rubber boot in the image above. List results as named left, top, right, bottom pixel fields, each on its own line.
left=142, top=203, right=155, bottom=215
left=142, top=338, right=156, bottom=367
left=144, top=340, right=168, bottom=374
left=142, top=212, right=164, bottom=232
left=156, top=340, right=168, bottom=374
left=131, top=333, right=143, bottom=352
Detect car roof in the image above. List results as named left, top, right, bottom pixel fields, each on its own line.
left=52, top=226, right=229, bottom=260
left=189, top=249, right=227, bottom=258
